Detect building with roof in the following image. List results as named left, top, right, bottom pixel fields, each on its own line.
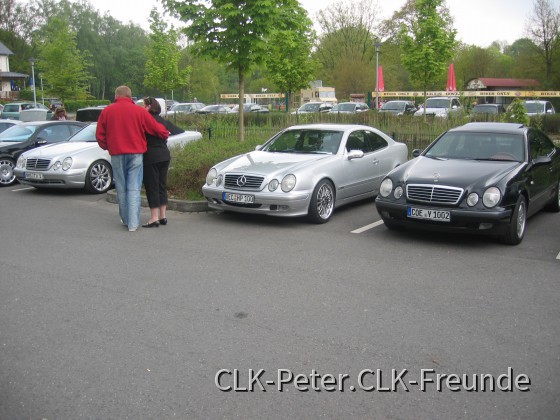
left=0, top=41, right=28, bottom=100
left=466, top=78, right=541, bottom=106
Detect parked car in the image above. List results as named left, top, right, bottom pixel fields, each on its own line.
left=196, top=104, right=234, bottom=114
left=14, top=123, right=203, bottom=193
left=0, top=102, right=53, bottom=120
left=0, top=118, right=21, bottom=133
left=375, top=122, right=560, bottom=245
left=292, top=102, right=333, bottom=114
left=329, top=102, right=370, bottom=114
left=0, top=120, right=87, bottom=186
left=167, top=102, right=205, bottom=117
left=522, top=100, right=556, bottom=116
left=231, top=103, right=270, bottom=114
left=470, top=103, right=505, bottom=116
left=75, top=106, right=106, bottom=122
left=414, top=97, right=462, bottom=118
left=165, top=100, right=179, bottom=111
left=379, top=100, right=417, bottom=116
left=203, top=123, right=408, bottom=223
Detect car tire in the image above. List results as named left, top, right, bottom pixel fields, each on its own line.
left=0, top=157, right=17, bottom=186
left=546, top=181, right=560, bottom=212
left=307, top=179, right=335, bottom=224
left=501, top=195, right=527, bottom=245
left=84, top=160, right=113, bottom=194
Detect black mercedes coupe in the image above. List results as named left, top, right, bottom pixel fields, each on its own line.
left=375, top=122, right=560, bottom=245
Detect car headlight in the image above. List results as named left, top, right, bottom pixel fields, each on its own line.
left=16, top=156, right=26, bottom=169
left=52, top=161, right=62, bottom=170
left=216, top=174, right=223, bottom=187
left=62, top=157, right=73, bottom=170
left=206, top=168, right=217, bottom=185
left=379, top=178, right=393, bottom=197
left=281, top=174, right=296, bottom=192
left=467, top=193, right=479, bottom=207
left=482, top=187, right=501, bottom=208
left=394, top=185, right=403, bottom=199
left=268, top=179, right=279, bottom=192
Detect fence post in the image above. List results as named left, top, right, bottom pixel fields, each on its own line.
left=208, top=127, right=212, bottom=141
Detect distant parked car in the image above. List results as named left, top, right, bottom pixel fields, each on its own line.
left=522, top=100, right=556, bottom=116
left=202, top=123, right=408, bottom=223
left=375, top=122, right=560, bottom=245
left=0, top=102, right=53, bottom=120
left=471, top=104, right=505, bottom=115
left=165, top=100, right=179, bottom=111
left=167, top=102, right=205, bottom=117
left=0, top=120, right=87, bottom=186
left=415, top=97, right=462, bottom=118
left=75, top=106, right=107, bottom=123
left=329, top=102, right=370, bottom=114
left=195, top=104, right=233, bottom=114
left=379, top=100, right=417, bottom=116
left=292, top=102, right=333, bottom=114
left=231, top=103, right=270, bottom=114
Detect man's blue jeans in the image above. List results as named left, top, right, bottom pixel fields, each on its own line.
left=111, top=154, right=143, bottom=230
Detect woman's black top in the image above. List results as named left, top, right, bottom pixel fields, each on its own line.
left=144, top=114, right=184, bottom=165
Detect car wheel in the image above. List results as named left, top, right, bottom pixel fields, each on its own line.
left=84, top=160, right=113, bottom=194
left=0, top=157, right=16, bottom=186
left=546, top=181, right=560, bottom=212
left=307, top=179, right=335, bottom=224
left=501, top=195, right=527, bottom=245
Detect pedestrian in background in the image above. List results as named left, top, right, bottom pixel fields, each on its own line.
left=141, top=96, right=185, bottom=228
left=51, top=107, right=67, bottom=120
left=96, top=85, right=169, bottom=232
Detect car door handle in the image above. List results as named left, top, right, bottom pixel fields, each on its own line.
left=372, top=159, right=379, bottom=165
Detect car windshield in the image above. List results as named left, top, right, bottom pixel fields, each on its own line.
left=69, top=124, right=97, bottom=142
left=261, top=129, right=343, bottom=154
left=0, top=125, right=38, bottom=142
left=472, top=105, right=499, bottom=114
left=331, top=103, right=355, bottom=112
left=425, top=98, right=451, bottom=109
left=424, top=132, right=525, bottom=162
left=523, top=102, right=544, bottom=113
left=382, top=102, right=405, bottom=111
left=299, top=103, right=321, bottom=112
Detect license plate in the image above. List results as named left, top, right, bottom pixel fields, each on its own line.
left=407, top=207, right=450, bottom=222
left=223, top=192, right=255, bottom=204
left=24, top=171, right=44, bottom=180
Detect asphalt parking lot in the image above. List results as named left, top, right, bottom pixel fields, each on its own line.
left=1, top=185, right=559, bottom=419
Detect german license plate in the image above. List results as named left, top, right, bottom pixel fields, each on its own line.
left=407, top=207, right=450, bottom=222
left=223, top=192, right=255, bottom=204
left=24, top=171, right=44, bottom=180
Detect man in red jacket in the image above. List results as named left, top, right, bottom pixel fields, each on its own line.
left=96, top=86, right=169, bottom=231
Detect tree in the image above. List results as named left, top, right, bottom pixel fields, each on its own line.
left=164, top=0, right=306, bottom=141
left=35, top=16, right=92, bottom=101
left=398, top=0, right=457, bottom=116
left=526, top=0, right=560, bottom=85
left=144, top=8, right=190, bottom=100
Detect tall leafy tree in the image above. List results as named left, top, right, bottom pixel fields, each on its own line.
left=526, top=0, right=560, bottom=85
left=144, top=8, right=190, bottom=100
left=36, top=16, right=92, bottom=101
left=398, top=0, right=457, bottom=116
left=164, top=0, right=304, bottom=141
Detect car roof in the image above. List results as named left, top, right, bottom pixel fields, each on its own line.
left=286, top=123, right=378, bottom=131
left=17, top=120, right=85, bottom=127
left=523, top=100, right=548, bottom=103
left=451, top=122, right=527, bottom=134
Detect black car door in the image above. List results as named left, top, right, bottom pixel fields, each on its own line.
left=527, top=128, right=556, bottom=212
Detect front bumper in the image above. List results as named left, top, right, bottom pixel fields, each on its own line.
left=202, top=185, right=311, bottom=217
left=14, top=167, right=86, bottom=189
left=375, top=199, right=513, bottom=234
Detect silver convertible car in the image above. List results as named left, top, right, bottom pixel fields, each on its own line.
left=202, top=124, right=408, bottom=223
left=14, top=123, right=202, bottom=194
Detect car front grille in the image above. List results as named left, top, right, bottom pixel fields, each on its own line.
left=406, top=184, right=463, bottom=204
left=25, top=158, right=51, bottom=171
left=224, top=174, right=264, bottom=190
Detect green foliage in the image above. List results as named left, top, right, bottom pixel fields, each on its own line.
left=506, top=98, right=530, bottom=125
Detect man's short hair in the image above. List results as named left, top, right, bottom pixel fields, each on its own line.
left=115, top=85, right=132, bottom=98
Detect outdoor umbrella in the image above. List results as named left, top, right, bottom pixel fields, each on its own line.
left=446, top=63, right=456, bottom=92
left=378, top=66, right=385, bottom=92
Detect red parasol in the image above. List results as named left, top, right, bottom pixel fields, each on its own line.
left=378, top=66, right=385, bottom=92
left=446, top=63, right=456, bottom=92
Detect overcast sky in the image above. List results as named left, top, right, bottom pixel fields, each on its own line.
left=82, top=0, right=550, bottom=47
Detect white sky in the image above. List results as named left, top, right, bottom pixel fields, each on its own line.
left=81, top=0, right=550, bottom=47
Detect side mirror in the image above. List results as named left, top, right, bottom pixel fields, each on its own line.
left=532, top=155, right=552, bottom=166
left=255, top=145, right=262, bottom=151
left=412, top=149, right=423, bottom=158
left=347, top=150, right=364, bottom=160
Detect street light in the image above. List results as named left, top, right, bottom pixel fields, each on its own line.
left=375, top=42, right=381, bottom=111
left=39, top=73, right=44, bottom=105
left=29, top=57, right=37, bottom=106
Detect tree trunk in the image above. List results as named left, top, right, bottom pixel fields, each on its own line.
left=238, top=67, right=245, bottom=142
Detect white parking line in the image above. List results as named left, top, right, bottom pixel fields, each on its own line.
left=11, top=187, right=34, bottom=191
left=557, top=251, right=560, bottom=260
left=351, top=220, right=384, bottom=234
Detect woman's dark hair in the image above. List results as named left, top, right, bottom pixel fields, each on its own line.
left=144, top=97, right=161, bottom=115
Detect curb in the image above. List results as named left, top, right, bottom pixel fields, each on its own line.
left=106, top=190, right=211, bottom=212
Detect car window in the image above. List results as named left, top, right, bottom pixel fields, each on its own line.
left=364, top=131, right=388, bottom=153
left=263, top=129, right=342, bottom=154
left=346, top=132, right=365, bottom=152
left=528, top=129, right=555, bottom=159
left=0, top=125, right=37, bottom=142
left=426, top=132, right=524, bottom=161
left=3, top=104, right=19, bottom=112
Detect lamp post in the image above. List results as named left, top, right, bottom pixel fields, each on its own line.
left=29, top=57, right=37, bottom=106
left=375, top=42, right=381, bottom=111
left=39, top=73, right=44, bottom=105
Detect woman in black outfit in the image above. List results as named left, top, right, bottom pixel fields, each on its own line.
left=142, top=97, right=184, bottom=228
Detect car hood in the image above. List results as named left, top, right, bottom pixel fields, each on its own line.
left=22, top=141, right=98, bottom=158
left=415, top=107, right=448, bottom=116
left=391, top=156, right=523, bottom=189
left=217, top=151, right=330, bottom=176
